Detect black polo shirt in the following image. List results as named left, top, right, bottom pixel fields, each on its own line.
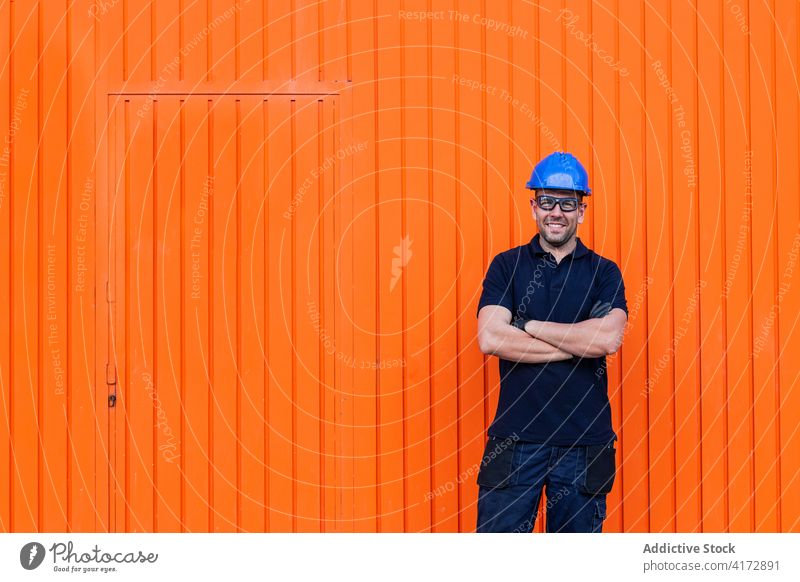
left=476, top=233, right=628, bottom=445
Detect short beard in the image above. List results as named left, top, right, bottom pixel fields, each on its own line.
left=539, top=224, right=576, bottom=247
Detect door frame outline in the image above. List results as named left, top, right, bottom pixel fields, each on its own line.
left=96, top=88, right=353, bottom=532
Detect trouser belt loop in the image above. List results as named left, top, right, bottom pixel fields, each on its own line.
left=547, top=446, right=559, bottom=470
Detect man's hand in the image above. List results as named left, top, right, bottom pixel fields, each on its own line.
left=522, top=304, right=627, bottom=358
left=478, top=306, right=574, bottom=363
left=589, top=300, right=612, bottom=319
left=515, top=300, right=610, bottom=334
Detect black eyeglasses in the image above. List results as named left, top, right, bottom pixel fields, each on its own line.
left=531, top=195, right=584, bottom=212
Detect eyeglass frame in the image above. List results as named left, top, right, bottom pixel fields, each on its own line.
left=529, top=193, right=587, bottom=213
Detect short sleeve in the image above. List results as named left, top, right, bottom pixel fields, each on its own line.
left=595, top=260, right=628, bottom=316
left=476, top=253, right=514, bottom=318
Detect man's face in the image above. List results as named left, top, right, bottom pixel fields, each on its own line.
left=530, top=189, right=586, bottom=247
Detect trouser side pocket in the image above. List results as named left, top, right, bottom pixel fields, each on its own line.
left=476, top=436, right=518, bottom=489
left=580, top=441, right=616, bottom=495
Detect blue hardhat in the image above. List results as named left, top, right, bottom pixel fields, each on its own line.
left=525, top=151, right=592, bottom=195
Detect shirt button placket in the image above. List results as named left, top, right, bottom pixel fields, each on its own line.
left=551, top=259, right=565, bottom=293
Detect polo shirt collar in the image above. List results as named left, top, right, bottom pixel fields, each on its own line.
left=529, top=233, right=589, bottom=260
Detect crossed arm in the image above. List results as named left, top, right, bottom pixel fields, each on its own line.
left=477, top=304, right=627, bottom=363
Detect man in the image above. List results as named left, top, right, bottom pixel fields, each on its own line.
left=475, top=151, right=628, bottom=533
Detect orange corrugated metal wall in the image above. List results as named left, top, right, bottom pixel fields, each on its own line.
left=1, top=0, right=798, bottom=533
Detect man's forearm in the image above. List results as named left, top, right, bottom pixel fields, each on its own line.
left=523, top=315, right=620, bottom=358
left=484, top=326, right=574, bottom=363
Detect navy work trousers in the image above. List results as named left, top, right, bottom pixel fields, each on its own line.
left=475, top=437, right=617, bottom=533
